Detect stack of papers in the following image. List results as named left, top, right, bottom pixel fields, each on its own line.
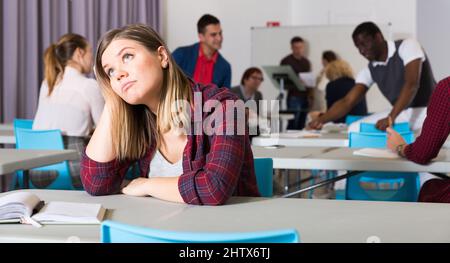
left=321, top=123, right=348, bottom=133
left=353, top=148, right=399, bottom=159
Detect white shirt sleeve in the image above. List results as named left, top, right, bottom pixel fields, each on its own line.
left=85, top=80, right=105, bottom=125
left=355, top=66, right=374, bottom=88
left=398, top=38, right=425, bottom=65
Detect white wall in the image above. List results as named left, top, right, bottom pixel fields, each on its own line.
left=417, top=0, right=450, bottom=82
left=291, top=0, right=416, bottom=39
left=163, top=0, right=418, bottom=112
left=163, top=0, right=293, bottom=88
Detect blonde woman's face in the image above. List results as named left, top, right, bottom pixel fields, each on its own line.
left=101, top=39, right=166, bottom=105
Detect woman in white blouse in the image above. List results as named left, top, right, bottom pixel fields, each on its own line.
left=33, top=33, right=104, bottom=189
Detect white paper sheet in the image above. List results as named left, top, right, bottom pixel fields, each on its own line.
left=353, top=148, right=399, bottom=159
left=299, top=72, right=316, bottom=87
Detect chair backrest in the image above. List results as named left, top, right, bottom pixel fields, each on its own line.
left=359, top=122, right=410, bottom=133
left=254, top=158, right=273, bottom=197
left=101, top=220, right=299, bottom=243
left=347, top=130, right=419, bottom=201
left=13, top=118, right=34, bottom=143
left=345, top=115, right=366, bottom=125
left=349, top=131, right=414, bottom=148
left=15, top=128, right=73, bottom=190
left=345, top=172, right=420, bottom=201
left=13, top=118, right=34, bottom=130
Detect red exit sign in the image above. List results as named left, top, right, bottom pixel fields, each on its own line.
left=266, top=21, right=280, bottom=27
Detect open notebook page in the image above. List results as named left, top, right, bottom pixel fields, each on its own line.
left=31, top=201, right=106, bottom=224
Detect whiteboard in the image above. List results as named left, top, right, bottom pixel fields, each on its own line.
left=251, top=24, right=392, bottom=112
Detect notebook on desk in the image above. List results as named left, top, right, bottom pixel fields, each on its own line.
left=0, top=192, right=106, bottom=225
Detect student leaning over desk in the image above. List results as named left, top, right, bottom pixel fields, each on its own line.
left=387, top=77, right=450, bottom=203
left=80, top=24, right=260, bottom=205
left=308, top=21, right=436, bottom=132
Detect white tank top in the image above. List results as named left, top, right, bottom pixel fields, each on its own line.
left=148, top=150, right=183, bottom=178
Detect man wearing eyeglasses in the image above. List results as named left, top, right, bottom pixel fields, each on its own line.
left=231, top=67, right=264, bottom=137
left=231, top=67, right=264, bottom=104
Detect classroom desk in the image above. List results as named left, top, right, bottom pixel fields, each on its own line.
left=0, top=149, right=79, bottom=188
left=252, top=132, right=348, bottom=147
left=252, top=146, right=450, bottom=196
left=0, top=130, right=15, bottom=144
left=252, top=132, right=450, bottom=148
left=252, top=146, right=450, bottom=173
left=1, top=189, right=449, bottom=243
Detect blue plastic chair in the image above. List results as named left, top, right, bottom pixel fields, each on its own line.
left=13, top=119, right=34, bottom=188
left=15, top=128, right=74, bottom=190
left=13, top=118, right=34, bottom=130
left=359, top=122, right=410, bottom=133
left=347, top=131, right=420, bottom=201
left=254, top=158, right=273, bottom=197
left=101, top=220, right=299, bottom=243
left=345, top=115, right=366, bottom=125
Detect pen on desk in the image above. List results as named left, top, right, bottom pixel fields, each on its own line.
left=20, top=216, right=42, bottom=228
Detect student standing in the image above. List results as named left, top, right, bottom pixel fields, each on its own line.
left=312, top=50, right=338, bottom=112
left=308, top=21, right=436, bottom=132
left=280, top=36, right=314, bottom=130
left=173, top=14, right=231, bottom=89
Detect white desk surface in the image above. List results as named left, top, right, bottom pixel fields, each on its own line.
left=0, top=189, right=449, bottom=243
left=0, top=149, right=79, bottom=175
left=252, top=133, right=348, bottom=147
left=252, top=146, right=450, bottom=173
left=0, top=130, right=15, bottom=144
left=252, top=132, right=450, bottom=149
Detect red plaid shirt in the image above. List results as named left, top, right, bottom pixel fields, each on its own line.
left=404, top=77, right=450, bottom=164
left=406, top=77, right=450, bottom=203
left=80, top=81, right=260, bottom=205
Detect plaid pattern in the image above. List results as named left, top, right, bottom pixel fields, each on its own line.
left=81, top=81, right=260, bottom=205
left=404, top=77, right=450, bottom=165
left=406, top=77, right=450, bottom=203
left=28, top=136, right=87, bottom=189
left=418, top=179, right=450, bottom=203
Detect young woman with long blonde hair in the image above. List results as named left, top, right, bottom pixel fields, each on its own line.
left=81, top=24, right=259, bottom=205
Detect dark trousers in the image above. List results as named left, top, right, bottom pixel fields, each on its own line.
left=287, top=95, right=308, bottom=130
